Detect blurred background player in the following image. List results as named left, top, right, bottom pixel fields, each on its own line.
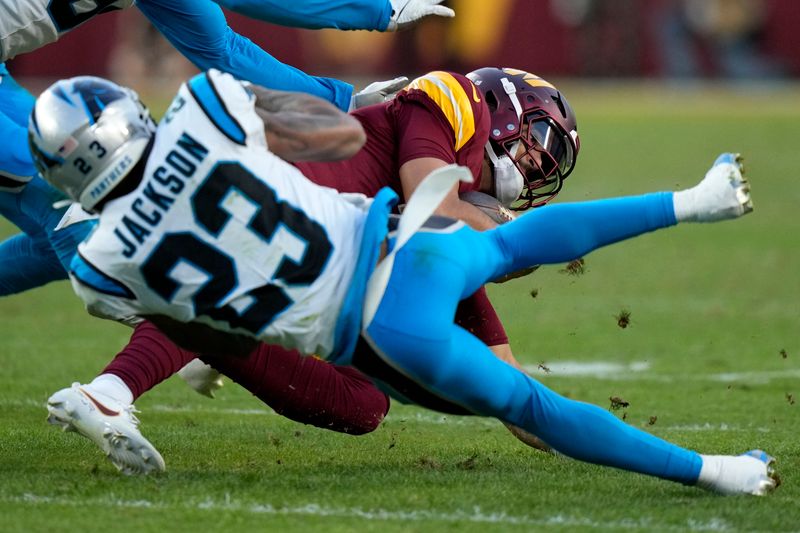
left=45, top=67, right=573, bottom=472
left=654, top=0, right=785, bottom=79
left=30, top=71, right=775, bottom=496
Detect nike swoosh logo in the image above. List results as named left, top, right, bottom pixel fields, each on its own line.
left=80, top=388, right=120, bottom=416
left=471, top=83, right=481, bottom=103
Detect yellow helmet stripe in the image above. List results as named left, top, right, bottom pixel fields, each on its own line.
left=407, top=72, right=476, bottom=151
left=501, top=68, right=556, bottom=90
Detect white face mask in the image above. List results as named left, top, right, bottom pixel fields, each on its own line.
left=485, top=142, right=524, bottom=207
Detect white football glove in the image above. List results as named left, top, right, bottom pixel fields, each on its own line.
left=387, top=0, right=455, bottom=31
left=349, top=76, right=409, bottom=111
left=177, top=359, right=224, bottom=398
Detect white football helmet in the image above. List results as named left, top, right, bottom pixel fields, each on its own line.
left=28, top=76, right=155, bottom=212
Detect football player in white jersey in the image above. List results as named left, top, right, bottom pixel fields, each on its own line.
left=0, top=0, right=450, bottom=473
left=30, top=71, right=777, bottom=496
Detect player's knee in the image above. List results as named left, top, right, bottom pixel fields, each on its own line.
left=341, top=392, right=390, bottom=435
left=331, top=365, right=390, bottom=435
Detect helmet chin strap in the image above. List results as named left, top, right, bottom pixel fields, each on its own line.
left=485, top=141, right=524, bottom=207
left=500, top=77, right=524, bottom=119
left=479, top=77, right=526, bottom=207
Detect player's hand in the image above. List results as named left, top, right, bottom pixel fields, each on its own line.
left=349, top=76, right=409, bottom=111
left=177, top=359, right=224, bottom=398
left=387, top=0, right=455, bottom=31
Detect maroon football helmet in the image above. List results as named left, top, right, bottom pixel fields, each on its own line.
left=467, top=67, right=580, bottom=209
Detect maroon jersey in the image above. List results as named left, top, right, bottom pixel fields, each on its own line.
left=297, top=71, right=506, bottom=346
left=296, top=71, right=490, bottom=199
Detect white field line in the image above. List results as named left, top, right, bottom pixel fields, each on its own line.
left=521, top=361, right=800, bottom=383
left=0, top=493, right=736, bottom=531
left=1, top=398, right=772, bottom=433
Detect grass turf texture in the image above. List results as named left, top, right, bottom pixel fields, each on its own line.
left=1, top=83, right=799, bottom=532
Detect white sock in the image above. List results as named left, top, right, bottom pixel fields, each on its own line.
left=85, top=374, right=134, bottom=405
left=696, top=454, right=724, bottom=490
left=696, top=453, right=768, bottom=495
left=672, top=188, right=699, bottom=223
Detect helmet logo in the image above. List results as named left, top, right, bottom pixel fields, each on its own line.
left=470, top=83, right=481, bottom=103
left=72, top=79, right=127, bottom=124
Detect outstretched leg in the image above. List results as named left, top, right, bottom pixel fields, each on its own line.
left=363, top=204, right=701, bottom=483
left=364, top=166, right=773, bottom=494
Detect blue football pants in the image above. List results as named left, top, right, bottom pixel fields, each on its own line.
left=364, top=192, right=704, bottom=485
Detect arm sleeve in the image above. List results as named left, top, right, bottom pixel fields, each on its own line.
left=0, top=68, right=36, bottom=190
left=136, top=0, right=353, bottom=110
left=212, top=0, right=392, bottom=31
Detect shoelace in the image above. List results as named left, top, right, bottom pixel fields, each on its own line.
left=121, top=405, right=141, bottom=427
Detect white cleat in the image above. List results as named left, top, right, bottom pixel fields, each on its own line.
left=177, top=358, right=224, bottom=398
left=697, top=449, right=779, bottom=496
left=46, top=383, right=165, bottom=475
left=675, top=152, right=753, bottom=223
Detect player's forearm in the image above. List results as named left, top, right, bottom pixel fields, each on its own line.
left=489, top=344, right=521, bottom=369
left=212, top=0, right=391, bottom=31
left=400, top=158, right=498, bottom=230
left=138, top=0, right=354, bottom=110
left=253, top=87, right=366, bottom=162
left=221, top=30, right=354, bottom=111
left=435, top=198, right=498, bottom=231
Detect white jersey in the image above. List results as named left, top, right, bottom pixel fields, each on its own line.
left=71, top=69, right=368, bottom=357
left=0, top=0, right=133, bottom=61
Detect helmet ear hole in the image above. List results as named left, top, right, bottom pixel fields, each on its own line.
left=554, top=93, right=567, bottom=119
left=485, top=90, right=499, bottom=113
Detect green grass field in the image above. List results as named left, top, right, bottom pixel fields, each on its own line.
left=1, top=83, right=799, bottom=532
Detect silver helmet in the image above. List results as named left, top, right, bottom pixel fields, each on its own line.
left=28, top=76, right=155, bottom=212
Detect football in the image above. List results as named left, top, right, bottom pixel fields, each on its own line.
left=460, top=190, right=516, bottom=224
